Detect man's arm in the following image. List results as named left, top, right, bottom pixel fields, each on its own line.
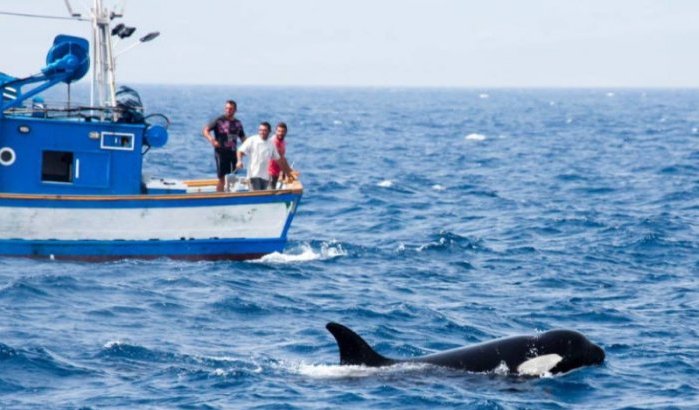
left=238, top=123, right=246, bottom=144
left=202, top=124, right=220, bottom=148
left=276, top=156, right=294, bottom=178
left=236, top=151, right=245, bottom=169
left=236, top=140, right=248, bottom=170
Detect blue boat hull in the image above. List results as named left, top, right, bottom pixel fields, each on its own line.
left=0, top=237, right=286, bottom=261
left=0, top=187, right=302, bottom=261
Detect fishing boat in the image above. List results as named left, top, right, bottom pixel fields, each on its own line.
left=0, top=1, right=303, bottom=260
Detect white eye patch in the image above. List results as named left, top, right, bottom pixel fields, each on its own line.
left=517, top=354, right=563, bottom=376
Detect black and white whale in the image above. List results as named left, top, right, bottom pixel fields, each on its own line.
left=326, top=322, right=605, bottom=376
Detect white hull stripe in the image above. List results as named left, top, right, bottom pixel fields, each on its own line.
left=0, top=202, right=291, bottom=240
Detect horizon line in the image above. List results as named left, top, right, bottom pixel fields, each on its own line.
left=63, top=81, right=699, bottom=90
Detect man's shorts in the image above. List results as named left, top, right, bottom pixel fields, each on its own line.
left=249, top=177, right=269, bottom=191
left=215, top=149, right=237, bottom=178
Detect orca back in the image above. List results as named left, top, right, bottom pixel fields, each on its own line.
left=416, top=335, right=534, bottom=372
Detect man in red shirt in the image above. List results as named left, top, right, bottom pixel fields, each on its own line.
left=268, top=122, right=289, bottom=189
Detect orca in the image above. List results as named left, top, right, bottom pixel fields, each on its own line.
left=326, top=322, right=605, bottom=376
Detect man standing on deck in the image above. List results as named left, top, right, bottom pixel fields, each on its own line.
left=237, top=122, right=293, bottom=191
left=268, top=122, right=290, bottom=189
left=202, top=100, right=246, bottom=192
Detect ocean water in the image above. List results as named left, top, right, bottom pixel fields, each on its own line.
left=1, top=87, right=698, bottom=409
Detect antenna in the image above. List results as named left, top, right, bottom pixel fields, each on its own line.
left=63, top=0, right=81, bottom=18
left=117, top=0, right=127, bottom=18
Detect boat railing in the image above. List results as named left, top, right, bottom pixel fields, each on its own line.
left=3, top=101, right=131, bottom=123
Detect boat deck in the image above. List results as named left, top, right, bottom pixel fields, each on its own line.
left=0, top=179, right=303, bottom=201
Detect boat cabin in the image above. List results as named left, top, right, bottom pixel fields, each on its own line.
left=0, top=35, right=167, bottom=196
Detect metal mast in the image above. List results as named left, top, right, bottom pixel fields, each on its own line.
left=90, top=0, right=118, bottom=116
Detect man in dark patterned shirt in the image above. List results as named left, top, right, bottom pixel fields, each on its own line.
left=202, top=100, right=246, bottom=191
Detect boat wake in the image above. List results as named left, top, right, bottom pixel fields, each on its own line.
left=253, top=242, right=347, bottom=264
left=295, top=362, right=431, bottom=379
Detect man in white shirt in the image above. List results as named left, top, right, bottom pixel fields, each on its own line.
left=236, top=122, right=293, bottom=190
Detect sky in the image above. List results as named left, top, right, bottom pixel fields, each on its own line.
left=2, top=0, right=699, bottom=87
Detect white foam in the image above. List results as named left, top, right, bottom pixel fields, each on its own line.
left=432, top=184, right=446, bottom=191
left=417, top=236, right=448, bottom=252
left=465, top=133, right=486, bottom=141
left=333, top=120, right=343, bottom=125
left=296, top=362, right=430, bottom=379
left=479, top=93, right=490, bottom=99
left=257, top=249, right=318, bottom=263
left=103, top=340, right=126, bottom=348
left=492, top=361, right=510, bottom=376
left=298, top=364, right=382, bottom=378
left=606, top=92, right=615, bottom=97
left=200, top=355, right=240, bottom=363
left=253, top=242, right=346, bottom=264
left=377, top=179, right=394, bottom=188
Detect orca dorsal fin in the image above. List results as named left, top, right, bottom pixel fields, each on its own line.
left=326, top=322, right=395, bottom=367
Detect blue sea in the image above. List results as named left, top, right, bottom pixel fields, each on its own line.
left=1, top=87, right=698, bottom=409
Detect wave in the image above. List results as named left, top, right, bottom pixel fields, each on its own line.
left=0, top=342, right=19, bottom=360
left=295, top=362, right=432, bottom=379
left=411, top=231, right=484, bottom=253
left=0, top=342, right=93, bottom=381
left=210, top=295, right=270, bottom=316
left=0, top=281, right=50, bottom=300
left=253, top=242, right=347, bottom=264
left=99, top=340, right=179, bottom=364
left=465, top=133, right=487, bottom=141
left=366, top=179, right=418, bottom=195
left=295, top=361, right=561, bottom=379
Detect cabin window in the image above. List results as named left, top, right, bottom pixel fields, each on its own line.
left=101, top=132, right=134, bottom=151
left=42, top=151, right=73, bottom=183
